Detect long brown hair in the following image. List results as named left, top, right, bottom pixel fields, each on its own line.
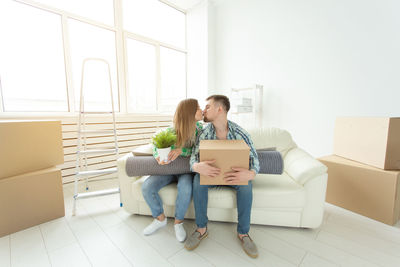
left=173, top=98, right=198, bottom=148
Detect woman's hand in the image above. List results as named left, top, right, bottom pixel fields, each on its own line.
left=168, top=148, right=182, bottom=162
left=155, top=157, right=168, bottom=165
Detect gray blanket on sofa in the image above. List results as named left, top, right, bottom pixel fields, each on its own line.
left=125, top=150, right=283, bottom=177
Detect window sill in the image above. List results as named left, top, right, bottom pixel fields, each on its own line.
left=0, top=111, right=173, bottom=119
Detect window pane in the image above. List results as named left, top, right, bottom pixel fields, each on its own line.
left=126, top=39, right=157, bottom=112
left=32, top=0, right=114, bottom=25
left=0, top=1, right=68, bottom=112
left=68, top=19, right=119, bottom=112
left=123, top=0, right=185, bottom=48
left=159, top=47, right=186, bottom=113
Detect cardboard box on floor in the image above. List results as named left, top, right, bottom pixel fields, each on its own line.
left=0, top=168, right=65, bottom=237
left=200, top=140, right=250, bottom=185
left=319, top=155, right=400, bottom=225
left=0, top=120, right=64, bottom=180
left=333, top=117, right=400, bottom=170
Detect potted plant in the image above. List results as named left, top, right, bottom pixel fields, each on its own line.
left=152, top=130, right=177, bottom=163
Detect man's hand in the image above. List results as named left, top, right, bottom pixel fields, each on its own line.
left=223, top=168, right=256, bottom=184
left=193, top=160, right=221, bottom=177
left=168, top=148, right=181, bottom=162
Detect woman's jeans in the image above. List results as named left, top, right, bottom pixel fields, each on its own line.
left=193, top=173, right=253, bottom=234
left=141, top=174, right=193, bottom=220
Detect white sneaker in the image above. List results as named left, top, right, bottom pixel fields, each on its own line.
left=174, top=222, right=187, bottom=242
left=143, top=218, right=167, bottom=236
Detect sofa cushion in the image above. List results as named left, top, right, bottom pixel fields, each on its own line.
left=248, top=128, right=297, bottom=157
left=252, top=173, right=305, bottom=208
left=132, top=144, right=153, bottom=156
left=132, top=172, right=305, bottom=209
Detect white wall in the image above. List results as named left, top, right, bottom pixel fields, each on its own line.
left=209, top=0, right=400, bottom=157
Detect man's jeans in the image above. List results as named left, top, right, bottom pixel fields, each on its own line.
left=142, top=174, right=193, bottom=220
left=193, top=173, right=253, bottom=234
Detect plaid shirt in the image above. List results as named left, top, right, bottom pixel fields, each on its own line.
left=190, top=120, right=260, bottom=173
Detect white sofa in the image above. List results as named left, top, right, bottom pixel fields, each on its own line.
left=117, top=127, right=328, bottom=228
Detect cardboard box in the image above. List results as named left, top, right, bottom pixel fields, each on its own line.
left=0, top=120, right=64, bottom=180
left=333, top=117, right=400, bottom=170
left=0, top=167, right=65, bottom=237
left=319, top=155, right=400, bottom=225
left=200, top=140, right=250, bottom=185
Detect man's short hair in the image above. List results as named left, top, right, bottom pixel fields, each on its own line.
left=206, top=95, right=230, bottom=112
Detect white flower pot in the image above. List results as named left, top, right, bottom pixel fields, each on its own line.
left=158, top=147, right=171, bottom=163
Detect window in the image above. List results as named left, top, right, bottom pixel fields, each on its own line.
left=0, top=1, right=68, bottom=112
left=0, top=0, right=187, bottom=114
left=126, top=39, right=157, bottom=112
left=123, top=0, right=187, bottom=113
left=68, top=19, right=119, bottom=112
left=159, top=46, right=186, bottom=112
left=32, top=0, right=114, bottom=25
left=123, top=0, right=185, bottom=48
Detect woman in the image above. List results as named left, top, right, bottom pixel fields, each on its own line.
left=141, top=98, right=203, bottom=242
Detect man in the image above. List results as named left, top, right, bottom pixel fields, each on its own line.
left=185, top=95, right=260, bottom=258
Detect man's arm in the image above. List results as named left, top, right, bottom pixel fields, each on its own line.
left=237, top=127, right=260, bottom=174
left=248, top=141, right=260, bottom=174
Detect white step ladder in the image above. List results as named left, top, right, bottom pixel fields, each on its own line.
left=72, top=58, right=120, bottom=216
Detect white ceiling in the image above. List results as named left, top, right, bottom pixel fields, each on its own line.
left=165, top=0, right=204, bottom=10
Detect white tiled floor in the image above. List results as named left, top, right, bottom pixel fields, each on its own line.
left=2, top=178, right=400, bottom=267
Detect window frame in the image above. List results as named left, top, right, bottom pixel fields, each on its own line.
left=0, top=0, right=187, bottom=115
left=124, top=32, right=187, bottom=113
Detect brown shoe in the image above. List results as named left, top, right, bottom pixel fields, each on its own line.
left=184, top=228, right=208, bottom=251
left=238, top=234, right=258, bottom=258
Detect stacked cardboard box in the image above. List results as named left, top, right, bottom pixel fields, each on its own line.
left=319, top=117, right=400, bottom=225
left=0, top=120, right=65, bottom=237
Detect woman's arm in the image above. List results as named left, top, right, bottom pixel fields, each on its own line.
left=152, top=144, right=159, bottom=158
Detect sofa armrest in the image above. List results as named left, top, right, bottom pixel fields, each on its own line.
left=117, top=153, right=143, bottom=182
left=284, top=148, right=327, bottom=185
left=117, top=153, right=143, bottom=209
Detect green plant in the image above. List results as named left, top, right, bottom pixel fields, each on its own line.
left=152, top=130, right=177, bottom=149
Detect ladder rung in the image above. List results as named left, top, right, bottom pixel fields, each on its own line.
left=76, top=167, right=117, bottom=177
left=77, top=148, right=117, bottom=154
left=80, top=111, right=113, bottom=114
left=74, top=188, right=120, bottom=199
left=79, top=130, right=115, bottom=134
